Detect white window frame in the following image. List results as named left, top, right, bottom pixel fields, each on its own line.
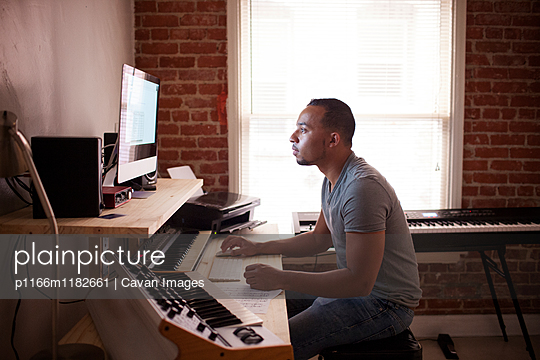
left=227, top=0, right=466, bottom=209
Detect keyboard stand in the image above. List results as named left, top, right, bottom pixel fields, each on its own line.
left=480, top=245, right=536, bottom=360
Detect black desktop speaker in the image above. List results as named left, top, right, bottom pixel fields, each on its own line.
left=31, top=136, right=103, bottom=218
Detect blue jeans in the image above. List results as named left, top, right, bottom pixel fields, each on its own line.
left=289, top=295, right=414, bottom=360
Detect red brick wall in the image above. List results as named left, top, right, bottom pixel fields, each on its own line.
left=462, top=0, right=540, bottom=209
left=134, top=0, right=539, bottom=315
left=134, top=0, right=229, bottom=192
left=415, top=246, right=540, bottom=315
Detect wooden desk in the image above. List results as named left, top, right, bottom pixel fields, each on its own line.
left=61, top=253, right=291, bottom=359
left=61, top=245, right=291, bottom=357
left=195, top=236, right=290, bottom=343
left=0, top=178, right=202, bottom=235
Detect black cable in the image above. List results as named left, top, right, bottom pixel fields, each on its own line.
left=127, top=180, right=143, bottom=191
left=14, top=175, right=32, bottom=193
left=11, top=299, right=21, bottom=360
left=5, top=178, right=32, bottom=206
left=59, top=299, right=85, bottom=305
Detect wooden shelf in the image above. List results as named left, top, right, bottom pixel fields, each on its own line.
left=0, top=178, right=202, bottom=235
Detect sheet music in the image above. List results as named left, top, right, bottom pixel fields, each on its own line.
left=216, top=283, right=282, bottom=314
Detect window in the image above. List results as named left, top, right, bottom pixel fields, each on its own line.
left=228, top=0, right=465, bottom=233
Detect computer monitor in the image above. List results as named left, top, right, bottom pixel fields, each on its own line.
left=114, top=64, right=160, bottom=185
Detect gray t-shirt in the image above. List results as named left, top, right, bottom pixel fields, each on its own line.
left=321, top=152, right=422, bottom=307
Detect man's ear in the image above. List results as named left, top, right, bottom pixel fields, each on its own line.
left=329, top=132, right=341, bottom=147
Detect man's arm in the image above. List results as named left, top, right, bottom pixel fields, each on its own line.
left=244, top=231, right=385, bottom=298
left=220, top=210, right=333, bottom=257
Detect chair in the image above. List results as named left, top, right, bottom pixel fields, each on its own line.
left=318, top=327, right=422, bottom=360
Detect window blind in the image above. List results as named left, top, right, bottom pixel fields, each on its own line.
left=235, top=0, right=455, bottom=233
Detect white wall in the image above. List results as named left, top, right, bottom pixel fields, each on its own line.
left=0, top=0, right=133, bottom=138
left=0, top=0, right=134, bottom=357
left=1, top=0, right=135, bottom=216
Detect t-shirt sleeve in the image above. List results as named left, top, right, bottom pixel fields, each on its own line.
left=342, top=178, right=390, bottom=233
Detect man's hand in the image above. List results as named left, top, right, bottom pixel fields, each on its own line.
left=220, top=235, right=259, bottom=256
left=244, top=263, right=283, bottom=291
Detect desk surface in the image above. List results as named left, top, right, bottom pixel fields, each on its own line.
left=61, top=250, right=291, bottom=357
left=195, top=235, right=290, bottom=343
left=0, top=178, right=202, bottom=235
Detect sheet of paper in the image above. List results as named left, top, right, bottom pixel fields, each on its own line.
left=216, top=283, right=282, bottom=314
left=167, top=165, right=204, bottom=196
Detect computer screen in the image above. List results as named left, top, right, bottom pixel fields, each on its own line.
left=116, top=64, right=160, bottom=184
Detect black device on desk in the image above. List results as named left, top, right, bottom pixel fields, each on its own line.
left=31, top=136, right=104, bottom=218
left=170, top=192, right=266, bottom=233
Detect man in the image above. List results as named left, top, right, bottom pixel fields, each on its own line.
left=221, top=98, right=422, bottom=360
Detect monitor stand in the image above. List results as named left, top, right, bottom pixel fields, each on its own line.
left=128, top=171, right=157, bottom=191
left=102, top=164, right=157, bottom=191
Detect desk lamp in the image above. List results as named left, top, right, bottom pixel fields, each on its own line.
left=1, top=111, right=104, bottom=359
left=1, top=111, right=58, bottom=234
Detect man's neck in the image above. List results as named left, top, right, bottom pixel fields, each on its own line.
left=318, top=149, right=353, bottom=191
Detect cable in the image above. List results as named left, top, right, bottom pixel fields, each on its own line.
left=14, top=175, right=31, bottom=193
left=102, top=158, right=117, bottom=179
left=59, top=299, right=85, bottom=305
left=13, top=175, right=32, bottom=193
left=5, top=178, right=32, bottom=206
left=10, top=236, right=22, bottom=360
left=11, top=299, right=21, bottom=360
left=126, top=180, right=143, bottom=191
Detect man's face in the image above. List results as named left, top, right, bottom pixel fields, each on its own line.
left=289, top=106, right=328, bottom=166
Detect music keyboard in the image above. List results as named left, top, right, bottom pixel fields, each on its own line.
left=159, top=271, right=262, bottom=328
left=406, top=207, right=540, bottom=234
left=406, top=207, right=540, bottom=252
left=141, top=229, right=210, bottom=272
left=406, top=207, right=539, bottom=360
left=87, top=260, right=291, bottom=360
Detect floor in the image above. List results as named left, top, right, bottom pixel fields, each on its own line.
left=419, top=335, right=540, bottom=360
left=310, top=335, right=540, bottom=360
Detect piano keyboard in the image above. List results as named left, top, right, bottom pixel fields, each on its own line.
left=159, top=271, right=262, bottom=328
left=87, top=259, right=289, bottom=360
left=141, top=229, right=210, bottom=272
left=405, top=208, right=540, bottom=234
left=408, top=219, right=540, bottom=233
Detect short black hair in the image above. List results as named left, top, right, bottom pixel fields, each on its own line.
left=307, top=98, right=355, bottom=147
